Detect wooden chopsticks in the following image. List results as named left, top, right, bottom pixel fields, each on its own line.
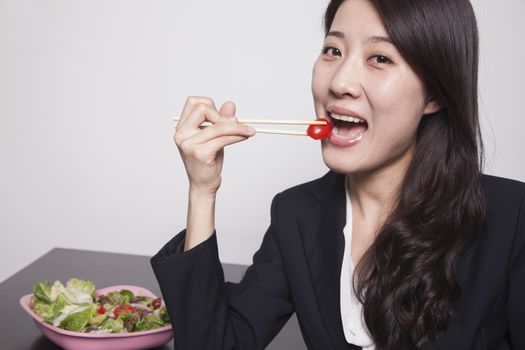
left=172, top=118, right=327, bottom=136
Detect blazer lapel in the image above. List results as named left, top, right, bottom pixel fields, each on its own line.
left=297, top=172, right=356, bottom=349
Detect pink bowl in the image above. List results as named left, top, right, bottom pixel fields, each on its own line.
left=20, top=285, right=174, bottom=350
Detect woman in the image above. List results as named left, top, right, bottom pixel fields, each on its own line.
left=151, top=0, right=525, bottom=349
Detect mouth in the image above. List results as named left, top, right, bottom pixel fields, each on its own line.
left=326, top=108, right=368, bottom=144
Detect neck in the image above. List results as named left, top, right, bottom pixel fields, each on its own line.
left=347, top=145, right=414, bottom=227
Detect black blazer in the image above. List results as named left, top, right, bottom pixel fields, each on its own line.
left=151, top=171, right=525, bottom=350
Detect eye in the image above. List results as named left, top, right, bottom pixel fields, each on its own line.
left=370, top=55, right=392, bottom=65
left=321, top=46, right=342, bottom=57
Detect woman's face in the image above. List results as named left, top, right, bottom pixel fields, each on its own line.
left=312, top=0, right=439, bottom=177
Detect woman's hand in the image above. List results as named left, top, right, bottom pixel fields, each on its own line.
left=174, top=96, right=255, bottom=250
left=174, top=96, right=255, bottom=197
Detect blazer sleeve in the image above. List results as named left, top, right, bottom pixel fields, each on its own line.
left=506, top=190, right=525, bottom=348
left=150, top=194, right=294, bottom=350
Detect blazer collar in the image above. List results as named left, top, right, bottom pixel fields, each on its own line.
left=296, top=171, right=480, bottom=350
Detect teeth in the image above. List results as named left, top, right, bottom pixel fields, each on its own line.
left=330, top=113, right=365, bottom=123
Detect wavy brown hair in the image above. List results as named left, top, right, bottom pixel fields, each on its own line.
left=324, top=0, right=486, bottom=348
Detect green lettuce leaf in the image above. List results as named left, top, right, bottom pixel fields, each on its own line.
left=105, top=291, right=124, bottom=306
left=64, top=278, right=95, bottom=304
left=50, top=280, right=67, bottom=302
left=66, top=278, right=95, bottom=296
left=159, top=307, right=170, bottom=324
left=119, top=311, right=139, bottom=332
left=100, top=317, right=124, bottom=333
left=33, top=300, right=53, bottom=319
left=33, top=281, right=52, bottom=303
left=89, top=313, right=107, bottom=327
left=43, top=294, right=71, bottom=324
left=45, top=278, right=94, bottom=305
left=119, top=289, right=134, bottom=305
left=53, top=294, right=70, bottom=314
left=59, top=305, right=95, bottom=332
left=135, top=313, right=165, bottom=332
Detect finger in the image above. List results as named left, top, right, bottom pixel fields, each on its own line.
left=176, top=103, right=224, bottom=140
left=178, top=96, right=216, bottom=127
left=204, top=134, right=252, bottom=154
left=183, top=120, right=255, bottom=145
left=219, top=101, right=236, bottom=120
left=178, top=134, right=249, bottom=169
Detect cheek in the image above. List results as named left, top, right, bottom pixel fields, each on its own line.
left=368, top=79, right=427, bottom=149
left=373, top=101, right=423, bottom=146
left=370, top=64, right=427, bottom=105
left=311, top=60, right=329, bottom=102
left=370, top=74, right=427, bottom=128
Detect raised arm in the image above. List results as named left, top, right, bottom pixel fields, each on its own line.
left=173, top=96, right=255, bottom=250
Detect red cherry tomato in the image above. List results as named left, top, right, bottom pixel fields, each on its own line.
left=307, top=118, right=332, bottom=140
left=97, top=304, right=106, bottom=315
left=114, top=304, right=136, bottom=318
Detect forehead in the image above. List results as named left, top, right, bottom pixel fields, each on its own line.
left=329, top=0, right=388, bottom=37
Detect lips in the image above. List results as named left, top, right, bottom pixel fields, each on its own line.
left=326, top=106, right=368, bottom=146
left=327, top=106, right=367, bottom=123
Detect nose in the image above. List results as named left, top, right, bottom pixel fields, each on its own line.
left=329, top=57, right=363, bottom=99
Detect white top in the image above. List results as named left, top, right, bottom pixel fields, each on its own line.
left=340, top=180, right=376, bottom=349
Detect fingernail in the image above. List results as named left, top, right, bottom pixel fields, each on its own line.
left=246, top=127, right=256, bottom=136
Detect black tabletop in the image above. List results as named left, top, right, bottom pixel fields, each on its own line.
left=1, top=248, right=306, bottom=350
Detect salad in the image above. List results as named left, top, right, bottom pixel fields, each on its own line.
left=31, top=278, right=170, bottom=333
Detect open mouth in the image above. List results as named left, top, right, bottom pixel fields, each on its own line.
left=328, top=112, right=368, bottom=141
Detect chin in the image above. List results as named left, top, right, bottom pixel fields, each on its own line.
left=321, top=149, right=361, bottom=175
left=321, top=144, right=385, bottom=177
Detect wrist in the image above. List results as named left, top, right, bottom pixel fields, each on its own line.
left=185, top=187, right=216, bottom=251
left=189, top=184, right=219, bottom=200
left=189, top=182, right=218, bottom=199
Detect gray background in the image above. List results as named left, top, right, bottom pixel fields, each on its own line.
left=1, top=0, right=524, bottom=283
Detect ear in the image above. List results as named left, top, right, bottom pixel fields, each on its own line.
left=423, top=97, right=442, bottom=115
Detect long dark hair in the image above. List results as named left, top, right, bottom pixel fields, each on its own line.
left=324, top=0, right=486, bottom=348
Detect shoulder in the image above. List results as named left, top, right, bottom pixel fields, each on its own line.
left=480, top=174, right=525, bottom=259
left=271, top=170, right=345, bottom=216
left=482, top=174, right=525, bottom=196
left=482, top=174, right=525, bottom=207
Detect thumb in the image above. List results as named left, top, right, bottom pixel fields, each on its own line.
left=219, top=101, right=237, bottom=120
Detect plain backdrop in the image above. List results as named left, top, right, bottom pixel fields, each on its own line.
left=1, top=0, right=524, bottom=283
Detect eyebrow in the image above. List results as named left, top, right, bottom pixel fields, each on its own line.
left=325, top=30, right=345, bottom=39
left=325, top=31, right=393, bottom=45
